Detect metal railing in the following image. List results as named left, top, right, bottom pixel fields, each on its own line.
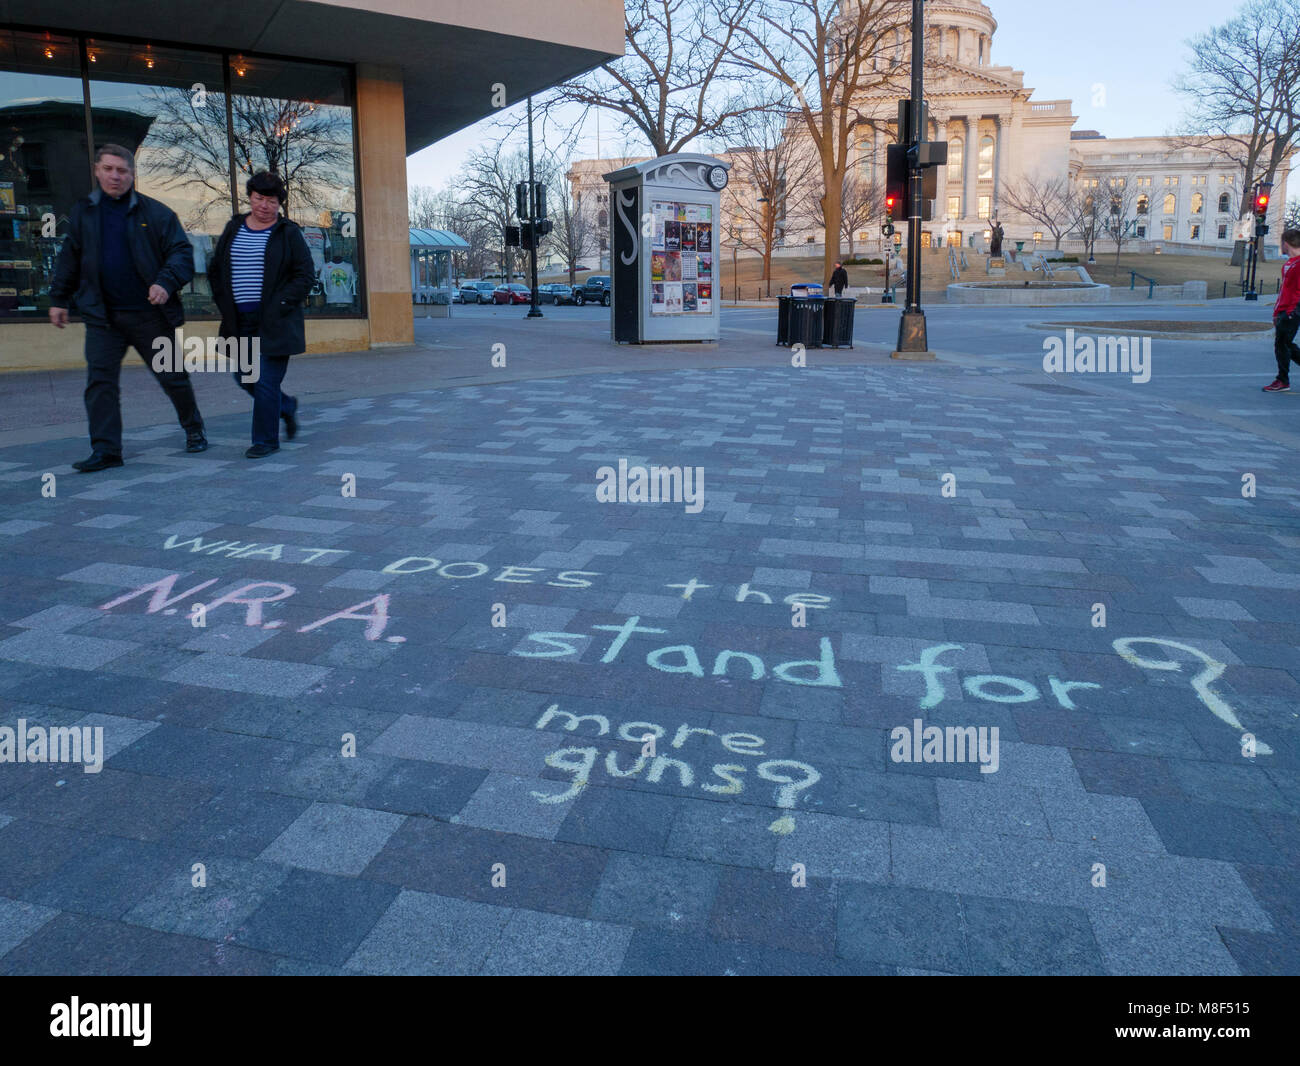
left=1129, top=270, right=1158, bottom=298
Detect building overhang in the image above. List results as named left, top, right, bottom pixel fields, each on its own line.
left=0, top=0, right=625, bottom=152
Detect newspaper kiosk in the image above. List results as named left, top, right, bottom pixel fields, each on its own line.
left=603, top=153, right=730, bottom=343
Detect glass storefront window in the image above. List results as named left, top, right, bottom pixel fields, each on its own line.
left=87, top=39, right=228, bottom=316
left=0, top=31, right=362, bottom=320
left=230, top=55, right=359, bottom=315
left=0, top=30, right=85, bottom=319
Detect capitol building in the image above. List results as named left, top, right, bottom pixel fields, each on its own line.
left=569, top=0, right=1292, bottom=263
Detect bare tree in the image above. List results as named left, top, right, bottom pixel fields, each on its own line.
left=547, top=177, right=599, bottom=283
left=457, top=144, right=531, bottom=280
left=714, top=0, right=912, bottom=282
left=1088, top=173, right=1142, bottom=267
left=997, top=173, right=1073, bottom=250
left=408, top=185, right=441, bottom=228
left=1173, top=0, right=1300, bottom=222
left=1065, top=177, right=1106, bottom=262
left=532, top=0, right=760, bottom=156
left=800, top=168, right=882, bottom=259
left=1286, top=197, right=1300, bottom=232
left=716, top=95, right=818, bottom=291
left=140, top=86, right=354, bottom=227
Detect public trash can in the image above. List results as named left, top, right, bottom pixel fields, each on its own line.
left=776, top=295, right=824, bottom=348
left=821, top=297, right=856, bottom=348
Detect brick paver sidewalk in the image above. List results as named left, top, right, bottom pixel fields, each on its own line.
left=0, top=354, right=1295, bottom=974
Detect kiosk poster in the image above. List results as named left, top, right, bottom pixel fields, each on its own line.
left=648, top=200, right=712, bottom=313
left=0, top=183, right=14, bottom=213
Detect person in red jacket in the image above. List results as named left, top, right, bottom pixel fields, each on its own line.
left=1263, top=228, right=1300, bottom=392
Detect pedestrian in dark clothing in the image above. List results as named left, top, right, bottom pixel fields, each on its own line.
left=829, top=261, right=849, bottom=297
left=208, top=172, right=315, bottom=457
left=1263, top=229, right=1300, bottom=392
left=48, top=144, right=207, bottom=472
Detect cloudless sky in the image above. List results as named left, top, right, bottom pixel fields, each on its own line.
left=407, top=0, right=1234, bottom=192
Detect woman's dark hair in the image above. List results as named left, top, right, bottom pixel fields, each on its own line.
left=246, top=171, right=287, bottom=205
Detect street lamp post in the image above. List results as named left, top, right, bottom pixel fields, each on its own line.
left=525, top=95, right=543, bottom=319
left=892, top=0, right=937, bottom=359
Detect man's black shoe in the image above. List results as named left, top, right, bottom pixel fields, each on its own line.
left=245, top=444, right=279, bottom=459
left=72, top=452, right=124, bottom=473
left=282, top=409, right=298, bottom=440
left=186, top=431, right=209, bottom=453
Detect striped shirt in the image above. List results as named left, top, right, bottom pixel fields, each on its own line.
left=231, top=222, right=273, bottom=311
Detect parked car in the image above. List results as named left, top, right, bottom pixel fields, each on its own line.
left=573, top=275, right=612, bottom=306
left=458, top=281, right=496, bottom=304
left=492, top=283, right=532, bottom=305
left=538, top=283, right=578, bottom=305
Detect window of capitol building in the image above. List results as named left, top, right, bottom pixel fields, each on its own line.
left=0, top=29, right=362, bottom=321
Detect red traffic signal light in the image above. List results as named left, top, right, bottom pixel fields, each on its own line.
left=1254, top=181, right=1273, bottom=216
left=885, top=195, right=896, bottom=212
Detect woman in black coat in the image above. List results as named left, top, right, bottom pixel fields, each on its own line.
left=209, top=171, right=316, bottom=458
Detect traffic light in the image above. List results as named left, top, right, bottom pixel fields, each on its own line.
left=533, top=183, right=547, bottom=221
left=886, top=144, right=907, bottom=219
left=505, top=224, right=520, bottom=248
left=1254, top=184, right=1272, bottom=217
left=515, top=182, right=529, bottom=221
left=885, top=144, right=935, bottom=221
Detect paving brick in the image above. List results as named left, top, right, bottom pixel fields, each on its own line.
left=480, top=909, right=633, bottom=975
left=234, top=867, right=398, bottom=965
left=344, top=889, right=511, bottom=975
left=259, top=802, right=406, bottom=875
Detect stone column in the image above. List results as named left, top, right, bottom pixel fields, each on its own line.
left=991, top=114, right=1003, bottom=220
left=355, top=63, right=412, bottom=346
left=935, top=119, right=947, bottom=222
left=964, top=115, right=975, bottom=227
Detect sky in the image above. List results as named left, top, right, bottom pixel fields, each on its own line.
left=406, top=0, right=1235, bottom=193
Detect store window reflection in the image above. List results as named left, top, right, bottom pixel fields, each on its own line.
left=230, top=55, right=360, bottom=314
left=0, top=31, right=362, bottom=320
left=0, top=30, right=85, bottom=319
left=86, top=39, right=227, bottom=316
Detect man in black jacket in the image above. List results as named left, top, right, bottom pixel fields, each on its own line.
left=49, top=144, right=207, bottom=472
left=829, top=261, right=849, bottom=297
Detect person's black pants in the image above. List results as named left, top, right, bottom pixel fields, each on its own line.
left=84, top=308, right=204, bottom=457
left=1275, top=313, right=1300, bottom=383
left=230, top=309, right=296, bottom=447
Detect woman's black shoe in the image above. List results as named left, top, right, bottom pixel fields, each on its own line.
left=245, top=444, right=279, bottom=459
left=186, top=431, right=209, bottom=453
left=282, top=408, right=298, bottom=440
left=72, top=452, right=124, bottom=472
